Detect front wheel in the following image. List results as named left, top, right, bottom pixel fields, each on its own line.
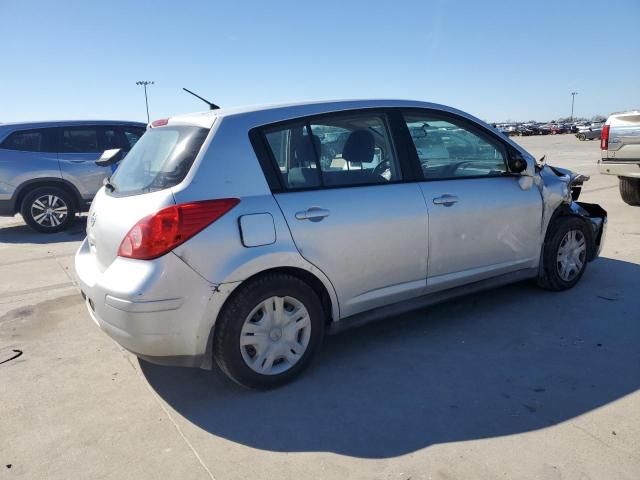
left=537, top=217, right=590, bottom=291
left=20, top=186, right=76, bottom=233
left=213, top=273, right=325, bottom=389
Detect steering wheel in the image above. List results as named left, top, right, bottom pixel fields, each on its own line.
left=372, top=159, right=391, bottom=178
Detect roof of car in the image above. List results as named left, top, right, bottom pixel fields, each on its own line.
left=169, top=99, right=475, bottom=129
left=0, top=119, right=146, bottom=130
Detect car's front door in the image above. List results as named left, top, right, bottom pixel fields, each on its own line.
left=263, top=111, right=430, bottom=318
left=401, top=111, right=543, bottom=291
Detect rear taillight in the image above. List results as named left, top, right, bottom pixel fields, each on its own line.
left=118, top=199, right=240, bottom=260
left=601, top=124, right=610, bottom=150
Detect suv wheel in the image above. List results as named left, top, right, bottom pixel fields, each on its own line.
left=537, top=217, right=589, bottom=291
left=20, top=186, right=76, bottom=233
left=214, top=273, right=325, bottom=389
left=619, top=177, right=640, bottom=206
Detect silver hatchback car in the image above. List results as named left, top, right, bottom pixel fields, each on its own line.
left=0, top=120, right=146, bottom=232
left=74, top=100, right=607, bottom=389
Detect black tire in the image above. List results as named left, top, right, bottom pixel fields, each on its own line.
left=20, top=186, right=76, bottom=233
left=213, top=273, right=325, bottom=389
left=619, top=177, right=640, bottom=206
left=577, top=133, right=586, bottom=141
left=537, top=217, right=590, bottom=291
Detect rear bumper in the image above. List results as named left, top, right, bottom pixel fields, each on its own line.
left=74, top=238, right=232, bottom=368
left=598, top=160, right=640, bottom=178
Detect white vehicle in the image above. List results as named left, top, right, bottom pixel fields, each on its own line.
left=598, top=110, right=640, bottom=205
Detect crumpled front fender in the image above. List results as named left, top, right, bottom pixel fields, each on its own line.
left=535, top=164, right=607, bottom=261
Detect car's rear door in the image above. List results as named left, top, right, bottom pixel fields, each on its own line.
left=261, top=111, right=429, bottom=318
left=58, top=125, right=112, bottom=200
left=400, top=110, right=542, bottom=292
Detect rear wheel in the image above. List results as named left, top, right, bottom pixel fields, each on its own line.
left=619, top=177, right=640, bottom=206
left=213, top=273, right=325, bottom=389
left=537, top=217, right=590, bottom=291
left=577, top=133, right=586, bottom=141
left=20, top=186, right=76, bottom=233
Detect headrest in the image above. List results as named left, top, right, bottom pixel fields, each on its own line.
left=342, top=130, right=374, bottom=164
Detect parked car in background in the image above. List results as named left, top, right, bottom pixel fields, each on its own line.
left=576, top=125, right=602, bottom=141
left=74, top=99, right=607, bottom=389
left=538, top=124, right=551, bottom=135
left=0, top=120, right=146, bottom=232
left=598, top=110, right=640, bottom=205
left=550, top=124, right=569, bottom=135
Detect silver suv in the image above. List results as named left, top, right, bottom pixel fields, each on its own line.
left=74, top=100, right=607, bottom=389
left=0, top=120, right=146, bottom=232
left=598, top=110, right=640, bottom=205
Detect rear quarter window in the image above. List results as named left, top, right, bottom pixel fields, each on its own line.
left=108, top=125, right=209, bottom=196
left=0, top=128, right=53, bottom=152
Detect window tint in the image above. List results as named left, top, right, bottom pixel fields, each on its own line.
left=404, top=114, right=507, bottom=179
left=264, top=113, right=400, bottom=189
left=99, top=127, right=125, bottom=151
left=109, top=125, right=209, bottom=196
left=1, top=129, right=49, bottom=152
left=122, top=127, right=145, bottom=149
left=60, top=127, right=100, bottom=153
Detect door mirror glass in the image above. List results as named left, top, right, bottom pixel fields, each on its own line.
left=96, top=148, right=123, bottom=167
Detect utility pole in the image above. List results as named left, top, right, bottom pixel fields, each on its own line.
left=570, top=92, right=578, bottom=122
left=136, top=81, right=154, bottom=123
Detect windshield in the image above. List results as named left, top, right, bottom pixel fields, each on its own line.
left=109, top=125, right=209, bottom=195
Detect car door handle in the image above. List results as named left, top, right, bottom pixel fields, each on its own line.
left=433, top=195, right=458, bottom=207
left=295, top=207, right=331, bottom=221
left=69, top=160, right=87, bottom=164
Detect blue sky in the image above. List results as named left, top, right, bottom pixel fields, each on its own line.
left=2, top=0, right=639, bottom=123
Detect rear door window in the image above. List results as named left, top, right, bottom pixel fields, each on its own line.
left=121, top=126, right=146, bottom=150
left=263, top=112, right=401, bottom=189
left=0, top=128, right=52, bottom=152
left=98, top=126, right=127, bottom=151
left=108, top=125, right=209, bottom=196
left=60, top=127, right=101, bottom=153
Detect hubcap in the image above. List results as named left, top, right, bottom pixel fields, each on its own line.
left=556, top=229, right=586, bottom=282
left=31, top=195, right=68, bottom=227
left=240, top=296, right=311, bottom=375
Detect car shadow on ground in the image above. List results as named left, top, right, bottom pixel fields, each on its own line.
left=0, top=217, right=86, bottom=244
left=141, top=257, right=639, bottom=459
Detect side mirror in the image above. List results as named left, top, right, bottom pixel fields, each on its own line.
left=508, top=155, right=528, bottom=174
left=96, top=148, right=124, bottom=167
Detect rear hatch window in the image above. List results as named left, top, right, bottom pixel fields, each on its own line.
left=109, top=125, right=209, bottom=196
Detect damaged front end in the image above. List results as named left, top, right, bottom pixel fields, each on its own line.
left=535, top=163, right=607, bottom=260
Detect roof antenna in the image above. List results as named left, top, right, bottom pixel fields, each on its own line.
left=182, top=88, right=220, bottom=110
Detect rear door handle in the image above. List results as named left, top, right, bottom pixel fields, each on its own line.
left=433, top=194, right=458, bottom=207
left=295, top=207, right=331, bottom=221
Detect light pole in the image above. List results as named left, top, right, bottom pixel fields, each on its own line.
left=570, top=92, right=578, bottom=122
left=136, top=81, right=154, bottom=123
